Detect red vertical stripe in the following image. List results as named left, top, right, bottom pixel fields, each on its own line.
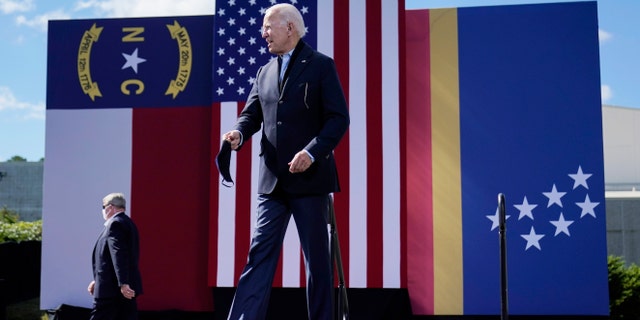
left=405, top=10, right=434, bottom=313
left=132, top=106, right=213, bottom=311
left=333, top=0, right=351, bottom=287
left=397, top=0, right=408, bottom=289
left=233, top=102, right=253, bottom=284
left=366, top=0, right=384, bottom=288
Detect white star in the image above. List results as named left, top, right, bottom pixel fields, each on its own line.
left=543, top=184, right=566, bottom=208
left=228, top=0, right=236, bottom=6
left=249, top=0, right=256, bottom=5
left=576, top=194, right=599, bottom=218
left=227, top=57, right=235, bottom=65
left=121, top=48, right=146, bottom=74
left=259, top=47, right=267, bottom=54
left=238, top=47, right=246, bottom=55
left=216, top=87, right=224, bottom=95
left=301, top=6, right=309, bottom=14
left=249, top=17, right=256, bottom=25
left=248, top=37, right=257, bottom=45
left=216, top=67, right=225, bottom=76
left=237, top=87, right=245, bottom=95
left=237, top=67, right=245, bottom=75
left=486, top=207, right=510, bottom=231
left=290, top=0, right=298, bottom=5
left=248, top=57, right=256, bottom=65
left=217, top=47, right=225, bottom=56
left=514, top=196, right=537, bottom=220
left=226, top=77, right=235, bottom=85
left=238, top=27, right=246, bottom=36
left=217, top=28, right=225, bottom=36
left=217, top=8, right=225, bottom=16
left=227, top=18, right=236, bottom=26
left=569, top=165, right=592, bottom=190
left=247, top=76, right=255, bottom=85
left=227, top=37, right=236, bottom=46
left=550, top=212, right=574, bottom=236
left=238, top=8, right=246, bottom=16
left=521, top=227, right=545, bottom=251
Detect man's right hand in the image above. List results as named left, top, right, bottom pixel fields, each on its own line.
left=223, top=130, right=242, bottom=150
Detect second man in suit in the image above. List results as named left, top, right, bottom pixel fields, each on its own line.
left=88, top=192, right=143, bottom=320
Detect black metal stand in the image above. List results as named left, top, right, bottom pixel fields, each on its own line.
left=498, top=193, right=509, bottom=320
left=328, top=194, right=350, bottom=320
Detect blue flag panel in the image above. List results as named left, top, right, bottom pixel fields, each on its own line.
left=458, top=2, right=608, bottom=315
left=47, top=15, right=213, bottom=109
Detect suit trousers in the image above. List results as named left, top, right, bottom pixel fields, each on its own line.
left=227, top=192, right=334, bottom=320
left=89, top=296, right=137, bottom=320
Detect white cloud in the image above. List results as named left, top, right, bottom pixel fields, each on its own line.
left=601, top=85, right=612, bottom=103
left=0, top=0, right=34, bottom=14
left=0, top=86, right=45, bottom=120
left=74, top=0, right=214, bottom=18
left=16, top=9, right=71, bottom=32
left=599, top=29, right=612, bottom=43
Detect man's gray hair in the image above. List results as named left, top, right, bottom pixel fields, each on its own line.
left=103, top=192, right=126, bottom=209
left=266, top=3, right=307, bottom=38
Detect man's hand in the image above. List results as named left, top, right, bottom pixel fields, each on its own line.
left=120, top=284, right=136, bottom=299
left=222, top=130, right=242, bottom=150
left=88, top=280, right=95, bottom=296
left=288, top=151, right=312, bottom=173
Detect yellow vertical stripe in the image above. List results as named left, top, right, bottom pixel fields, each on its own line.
left=430, top=9, right=463, bottom=314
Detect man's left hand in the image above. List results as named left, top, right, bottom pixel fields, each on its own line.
left=288, top=151, right=312, bottom=173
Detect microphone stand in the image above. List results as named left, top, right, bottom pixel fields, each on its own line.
left=328, top=194, right=349, bottom=320
left=498, top=193, right=509, bottom=320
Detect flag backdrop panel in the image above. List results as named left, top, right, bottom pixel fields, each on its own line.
left=43, top=16, right=214, bottom=311
left=43, top=0, right=608, bottom=316
left=405, top=1, right=608, bottom=316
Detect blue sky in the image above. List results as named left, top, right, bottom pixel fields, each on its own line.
left=0, top=0, right=637, bottom=162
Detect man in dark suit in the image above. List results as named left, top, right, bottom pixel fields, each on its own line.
left=88, top=193, right=143, bottom=320
left=222, top=3, right=350, bottom=320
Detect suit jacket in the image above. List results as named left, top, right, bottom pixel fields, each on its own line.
left=235, top=40, right=350, bottom=195
left=92, top=212, right=143, bottom=299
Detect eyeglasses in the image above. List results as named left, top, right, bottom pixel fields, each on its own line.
left=102, top=203, right=112, bottom=209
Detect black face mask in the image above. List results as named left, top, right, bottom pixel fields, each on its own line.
left=216, top=140, right=234, bottom=187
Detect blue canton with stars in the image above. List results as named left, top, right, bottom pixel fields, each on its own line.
left=212, top=0, right=317, bottom=102
left=486, top=165, right=599, bottom=251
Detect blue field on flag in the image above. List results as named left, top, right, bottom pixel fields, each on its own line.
left=457, top=2, right=608, bottom=315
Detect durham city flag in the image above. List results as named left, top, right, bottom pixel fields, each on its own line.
left=42, top=0, right=608, bottom=316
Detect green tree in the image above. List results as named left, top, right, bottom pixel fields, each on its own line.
left=609, top=255, right=640, bottom=319
left=7, top=155, right=27, bottom=162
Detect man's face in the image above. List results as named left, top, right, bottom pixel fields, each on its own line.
left=262, top=12, right=291, bottom=55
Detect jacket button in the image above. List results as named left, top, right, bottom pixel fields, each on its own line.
left=279, top=100, right=284, bottom=104
left=277, top=121, right=282, bottom=125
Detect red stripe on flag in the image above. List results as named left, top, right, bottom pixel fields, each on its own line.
left=397, top=0, right=408, bottom=289
left=132, top=106, right=213, bottom=311
left=366, top=0, right=384, bottom=288
left=405, top=10, right=435, bottom=314
left=333, top=0, right=351, bottom=288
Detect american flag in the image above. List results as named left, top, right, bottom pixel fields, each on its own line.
left=212, top=0, right=317, bottom=101
left=209, top=0, right=405, bottom=294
